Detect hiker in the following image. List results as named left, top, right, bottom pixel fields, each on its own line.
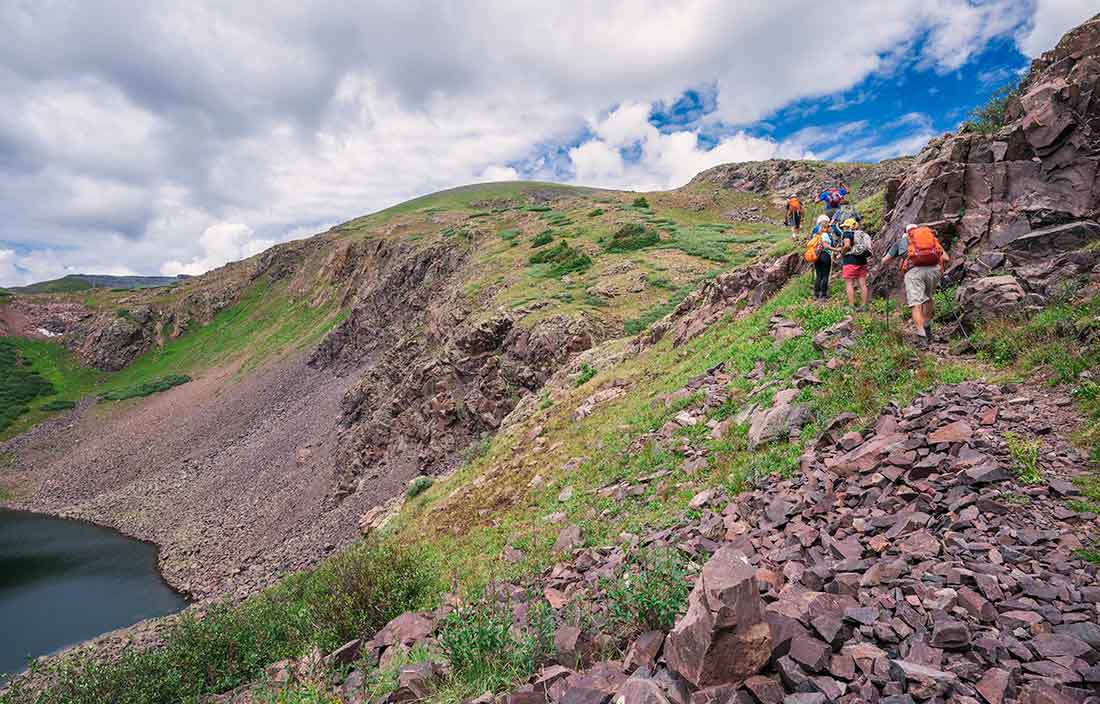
left=804, top=215, right=840, bottom=300
left=881, top=223, right=949, bottom=349
left=817, top=180, right=848, bottom=220
left=838, top=217, right=871, bottom=309
left=785, top=194, right=804, bottom=239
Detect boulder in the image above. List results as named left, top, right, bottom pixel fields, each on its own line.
left=664, top=546, right=771, bottom=688
left=956, top=275, right=1033, bottom=321
left=371, top=612, right=434, bottom=649
left=812, top=318, right=856, bottom=353
left=613, top=677, right=671, bottom=704
left=392, top=661, right=443, bottom=702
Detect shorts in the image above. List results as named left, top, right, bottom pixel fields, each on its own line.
left=790, top=212, right=802, bottom=229
left=904, top=265, right=941, bottom=307
left=841, top=264, right=868, bottom=280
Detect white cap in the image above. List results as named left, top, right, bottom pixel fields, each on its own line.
left=816, top=215, right=830, bottom=225
left=905, top=223, right=918, bottom=232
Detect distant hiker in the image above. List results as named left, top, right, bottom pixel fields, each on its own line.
left=817, top=180, right=849, bottom=220
left=804, top=215, right=840, bottom=300
left=785, top=194, right=804, bottom=238
left=881, top=223, right=949, bottom=349
left=838, top=217, right=871, bottom=309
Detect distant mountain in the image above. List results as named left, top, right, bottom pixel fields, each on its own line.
left=10, top=273, right=188, bottom=294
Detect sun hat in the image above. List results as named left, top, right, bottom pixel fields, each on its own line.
left=906, top=223, right=918, bottom=232
left=816, top=215, right=830, bottom=225
left=842, top=218, right=858, bottom=229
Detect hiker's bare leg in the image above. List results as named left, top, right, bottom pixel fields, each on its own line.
left=922, top=298, right=933, bottom=321
left=859, top=278, right=869, bottom=307
left=846, top=279, right=856, bottom=306
left=911, top=304, right=926, bottom=334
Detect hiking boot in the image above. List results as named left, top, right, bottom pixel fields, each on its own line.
left=915, top=334, right=930, bottom=350
left=924, top=322, right=932, bottom=339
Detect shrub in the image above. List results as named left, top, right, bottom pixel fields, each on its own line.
left=531, top=230, right=554, bottom=247
left=527, top=241, right=593, bottom=278
left=437, top=598, right=555, bottom=694
left=587, top=208, right=604, bottom=218
left=40, top=399, right=77, bottom=412
left=406, top=476, right=434, bottom=498
left=498, top=229, right=520, bottom=243
left=307, top=540, right=442, bottom=647
left=605, top=224, right=659, bottom=253
left=604, top=549, right=692, bottom=633
left=575, top=363, right=597, bottom=386
left=631, top=196, right=650, bottom=209
left=98, top=375, right=191, bottom=402
left=962, top=81, right=1020, bottom=135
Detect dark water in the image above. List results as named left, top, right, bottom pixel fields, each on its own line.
left=0, top=508, right=188, bottom=682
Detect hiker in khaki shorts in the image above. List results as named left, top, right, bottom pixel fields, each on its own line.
left=881, top=224, right=950, bottom=349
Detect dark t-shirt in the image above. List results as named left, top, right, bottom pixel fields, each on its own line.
left=842, top=231, right=868, bottom=266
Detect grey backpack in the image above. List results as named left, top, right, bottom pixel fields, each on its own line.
left=849, top=230, right=872, bottom=256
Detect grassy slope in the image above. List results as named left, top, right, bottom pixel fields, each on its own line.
left=0, top=279, right=347, bottom=442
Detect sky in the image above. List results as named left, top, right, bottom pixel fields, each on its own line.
left=0, top=0, right=1096, bottom=287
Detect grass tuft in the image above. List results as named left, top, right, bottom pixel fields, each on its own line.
left=1003, top=431, right=1043, bottom=484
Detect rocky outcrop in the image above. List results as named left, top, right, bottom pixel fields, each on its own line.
left=645, top=251, right=807, bottom=347
left=872, top=13, right=1100, bottom=315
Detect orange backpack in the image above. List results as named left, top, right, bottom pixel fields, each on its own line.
left=906, top=226, right=942, bottom=269
left=804, top=234, right=822, bottom=263
left=788, top=197, right=802, bottom=212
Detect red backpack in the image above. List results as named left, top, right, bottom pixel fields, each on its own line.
left=827, top=189, right=843, bottom=207
left=906, top=226, right=942, bottom=269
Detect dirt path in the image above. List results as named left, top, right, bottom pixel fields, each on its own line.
left=2, top=353, right=413, bottom=601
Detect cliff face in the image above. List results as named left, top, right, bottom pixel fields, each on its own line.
left=308, top=232, right=613, bottom=505
left=872, top=13, right=1100, bottom=312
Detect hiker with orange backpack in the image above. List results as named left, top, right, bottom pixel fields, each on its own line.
left=881, top=223, right=950, bottom=349
left=784, top=194, right=804, bottom=239
left=804, top=215, right=841, bottom=300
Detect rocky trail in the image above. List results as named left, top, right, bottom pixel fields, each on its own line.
left=222, top=327, right=1100, bottom=704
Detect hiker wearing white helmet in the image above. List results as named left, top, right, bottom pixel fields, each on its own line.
left=882, top=223, right=950, bottom=349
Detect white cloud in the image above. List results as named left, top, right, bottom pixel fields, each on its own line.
left=160, top=223, right=274, bottom=276
left=569, top=103, right=804, bottom=191
left=1016, top=0, right=1097, bottom=57
left=0, top=0, right=1088, bottom=285
left=0, top=249, right=18, bottom=286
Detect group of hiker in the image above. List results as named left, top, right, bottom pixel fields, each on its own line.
left=783, top=181, right=949, bottom=349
